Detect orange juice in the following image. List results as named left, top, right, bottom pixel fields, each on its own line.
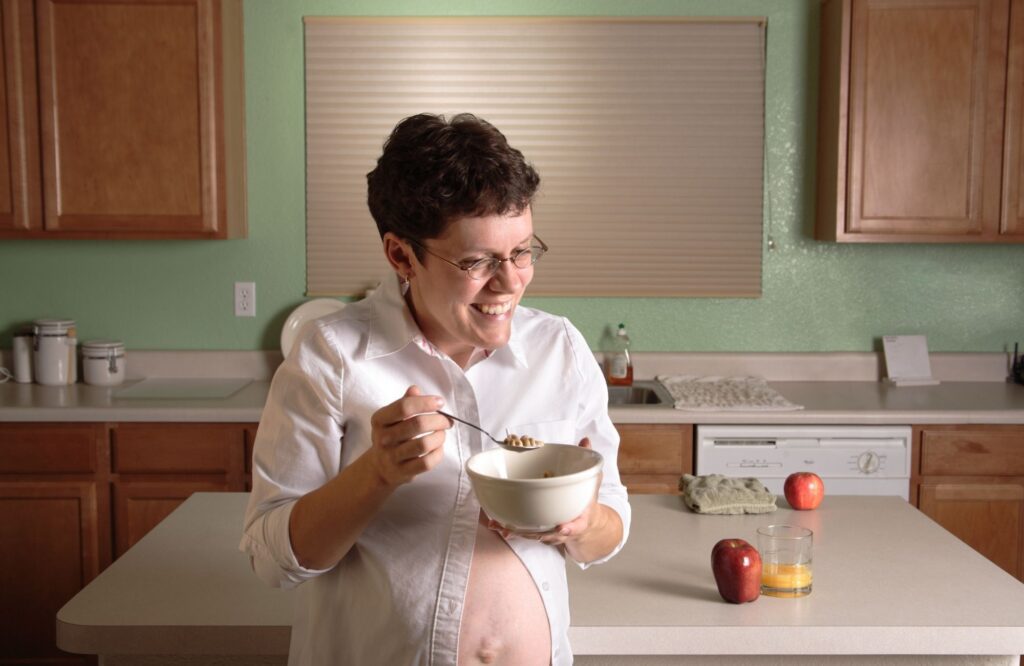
left=761, top=562, right=812, bottom=598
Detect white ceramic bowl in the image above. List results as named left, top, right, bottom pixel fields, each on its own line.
left=466, top=444, right=603, bottom=532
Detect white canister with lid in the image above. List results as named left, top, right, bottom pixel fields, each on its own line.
left=33, top=319, right=77, bottom=385
left=81, top=339, right=126, bottom=387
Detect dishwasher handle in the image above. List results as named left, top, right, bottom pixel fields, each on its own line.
left=818, top=438, right=907, bottom=448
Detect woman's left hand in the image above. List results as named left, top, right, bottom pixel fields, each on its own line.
left=486, top=437, right=602, bottom=546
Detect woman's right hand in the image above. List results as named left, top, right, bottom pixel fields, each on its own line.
left=368, top=385, right=450, bottom=487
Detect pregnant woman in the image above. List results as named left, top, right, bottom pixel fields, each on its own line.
left=241, top=113, right=631, bottom=665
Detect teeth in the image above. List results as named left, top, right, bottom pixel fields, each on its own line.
left=477, top=302, right=512, bottom=316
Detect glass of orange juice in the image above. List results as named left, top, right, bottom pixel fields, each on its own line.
left=757, top=525, right=813, bottom=598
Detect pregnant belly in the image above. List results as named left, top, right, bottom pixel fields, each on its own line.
left=458, top=512, right=551, bottom=665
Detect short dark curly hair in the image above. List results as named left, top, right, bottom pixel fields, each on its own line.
left=366, top=113, right=540, bottom=247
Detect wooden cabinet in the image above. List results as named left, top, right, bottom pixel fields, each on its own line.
left=615, top=423, right=692, bottom=494
left=0, top=0, right=245, bottom=239
left=913, top=425, right=1024, bottom=579
left=0, top=420, right=254, bottom=664
left=816, top=0, right=1024, bottom=242
left=113, top=480, right=230, bottom=556
left=244, top=423, right=257, bottom=491
left=0, top=422, right=109, bottom=665
left=110, top=423, right=246, bottom=555
left=0, top=0, right=42, bottom=233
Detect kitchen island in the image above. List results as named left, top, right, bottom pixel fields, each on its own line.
left=57, top=493, right=1024, bottom=665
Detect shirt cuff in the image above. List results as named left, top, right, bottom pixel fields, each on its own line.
left=573, top=491, right=631, bottom=570
left=240, top=500, right=335, bottom=588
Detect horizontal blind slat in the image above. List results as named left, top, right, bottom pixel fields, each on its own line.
left=305, top=17, right=764, bottom=297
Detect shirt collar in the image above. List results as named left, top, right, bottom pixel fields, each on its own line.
left=364, top=272, right=529, bottom=370
left=503, top=318, right=529, bottom=369
left=365, top=273, right=422, bottom=360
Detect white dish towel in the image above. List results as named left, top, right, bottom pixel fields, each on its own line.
left=656, top=375, right=804, bottom=411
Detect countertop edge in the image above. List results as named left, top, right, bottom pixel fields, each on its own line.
left=569, top=626, right=1024, bottom=656
left=0, top=408, right=265, bottom=423
left=55, top=619, right=292, bottom=656
left=54, top=622, right=1024, bottom=657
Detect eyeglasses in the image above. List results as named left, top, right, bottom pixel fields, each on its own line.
left=408, top=235, right=548, bottom=281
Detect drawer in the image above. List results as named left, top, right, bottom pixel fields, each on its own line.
left=113, top=423, right=245, bottom=474
left=615, top=424, right=690, bottom=475
left=0, top=423, right=104, bottom=474
left=921, top=428, right=1024, bottom=476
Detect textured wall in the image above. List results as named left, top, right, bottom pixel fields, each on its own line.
left=0, top=0, right=1021, bottom=353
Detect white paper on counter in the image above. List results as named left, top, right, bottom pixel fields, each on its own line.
left=882, top=335, right=940, bottom=387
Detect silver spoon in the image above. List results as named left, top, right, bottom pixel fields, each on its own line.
left=438, top=410, right=543, bottom=452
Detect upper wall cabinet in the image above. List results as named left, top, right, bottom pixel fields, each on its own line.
left=0, top=0, right=245, bottom=239
left=816, top=0, right=1024, bottom=242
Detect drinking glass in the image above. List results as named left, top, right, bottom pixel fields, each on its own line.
left=757, top=524, right=813, bottom=598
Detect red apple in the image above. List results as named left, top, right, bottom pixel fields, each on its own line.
left=784, top=472, right=825, bottom=510
left=711, top=538, right=762, bottom=603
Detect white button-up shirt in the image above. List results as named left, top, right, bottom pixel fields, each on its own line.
left=241, top=274, right=631, bottom=666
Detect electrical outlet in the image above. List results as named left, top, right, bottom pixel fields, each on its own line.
left=234, top=282, right=256, bottom=317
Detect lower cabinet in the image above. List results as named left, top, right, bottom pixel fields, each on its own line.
left=0, top=421, right=254, bottom=665
left=0, top=481, right=103, bottom=665
left=913, top=425, right=1024, bottom=580
left=110, top=423, right=247, bottom=556
left=113, top=480, right=232, bottom=557
left=0, top=422, right=108, bottom=665
left=615, top=423, right=692, bottom=494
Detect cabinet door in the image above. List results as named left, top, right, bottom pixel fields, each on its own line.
left=113, top=480, right=228, bottom=557
left=0, top=481, right=101, bottom=664
left=110, top=422, right=247, bottom=556
left=819, top=0, right=1012, bottom=241
left=999, top=0, right=1024, bottom=236
left=616, top=424, right=692, bottom=494
left=34, top=0, right=244, bottom=238
left=0, top=0, right=41, bottom=234
left=919, top=481, right=1024, bottom=578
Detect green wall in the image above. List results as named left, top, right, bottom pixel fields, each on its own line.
left=1, top=0, right=1022, bottom=353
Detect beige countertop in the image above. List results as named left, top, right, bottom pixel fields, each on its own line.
left=2, top=349, right=1022, bottom=424
left=57, top=493, right=1024, bottom=660
left=3, top=378, right=1024, bottom=425
left=0, top=379, right=272, bottom=422
left=610, top=380, right=1024, bottom=425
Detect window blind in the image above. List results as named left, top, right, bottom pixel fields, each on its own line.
left=305, top=17, right=765, bottom=297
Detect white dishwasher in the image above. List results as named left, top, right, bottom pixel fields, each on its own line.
left=694, top=424, right=912, bottom=500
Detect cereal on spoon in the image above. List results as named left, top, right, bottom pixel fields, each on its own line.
left=503, top=433, right=544, bottom=449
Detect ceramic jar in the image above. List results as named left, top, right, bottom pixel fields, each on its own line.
left=33, top=319, right=77, bottom=385
left=81, top=339, right=126, bottom=387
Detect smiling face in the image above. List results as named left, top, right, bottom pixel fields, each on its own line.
left=385, top=209, right=535, bottom=367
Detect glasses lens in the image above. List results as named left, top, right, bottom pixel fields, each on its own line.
left=466, top=258, right=500, bottom=280
left=509, top=248, right=531, bottom=269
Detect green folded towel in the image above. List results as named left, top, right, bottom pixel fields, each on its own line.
left=680, top=474, right=777, bottom=514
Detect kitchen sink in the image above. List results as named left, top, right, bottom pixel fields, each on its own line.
left=607, top=380, right=673, bottom=407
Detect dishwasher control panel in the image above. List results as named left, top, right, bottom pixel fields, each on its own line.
left=695, top=425, right=912, bottom=498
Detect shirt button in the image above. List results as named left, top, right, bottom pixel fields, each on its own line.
left=542, top=581, right=550, bottom=592
left=448, top=600, right=457, bottom=615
